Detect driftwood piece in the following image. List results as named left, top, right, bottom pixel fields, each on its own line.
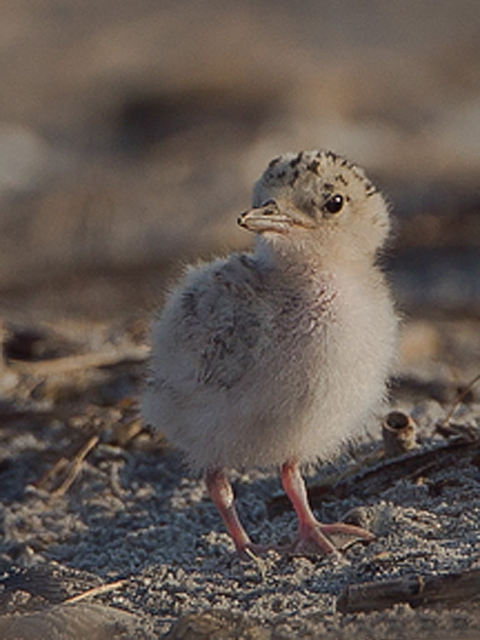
left=267, top=437, right=480, bottom=518
left=0, top=564, right=103, bottom=610
left=337, top=568, right=480, bottom=613
left=10, top=345, right=148, bottom=377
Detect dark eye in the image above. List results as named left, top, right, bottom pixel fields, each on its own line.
left=324, top=194, right=344, bottom=214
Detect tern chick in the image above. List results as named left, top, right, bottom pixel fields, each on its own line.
left=143, top=150, right=397, bottom=557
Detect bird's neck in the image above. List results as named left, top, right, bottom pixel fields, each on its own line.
left=254, top=236, right=374, bottom=280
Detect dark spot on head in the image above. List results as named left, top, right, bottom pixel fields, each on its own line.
left=268, top=157, right=281, bottom=168
left=307, top=159, right=320, bottom=173
left=277, top=170, right=286, bottom=179
left=289, top=151, right=303, bottom=168
left=288, top=169, right=300, bottom=186
left=336, top=174, right=348, bottom=186
left=326, top=150, right=338, bottom=162
left=323, top=182, right=334, bottom=192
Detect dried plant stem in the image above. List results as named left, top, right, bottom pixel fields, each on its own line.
left=62, top=579, right=127, bottom=604
left=442, top=372, right=480, bottom=426
left=50, top=434, right=100, bottom=497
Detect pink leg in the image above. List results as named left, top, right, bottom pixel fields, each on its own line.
left=205, top=469, right=253, bottom=556
left=281, top=460, right=374, bottom=555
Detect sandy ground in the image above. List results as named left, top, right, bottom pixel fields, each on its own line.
left=0, top=315, right=480, bottom=639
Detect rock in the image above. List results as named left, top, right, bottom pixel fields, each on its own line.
left=0, top=603, right=140, bottom=640
left=164, top=610, right=271, bottom=640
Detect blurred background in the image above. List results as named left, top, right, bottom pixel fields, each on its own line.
left=1, top=0, right=480, bottom=324
left=1, top=4, right=480, bottom=632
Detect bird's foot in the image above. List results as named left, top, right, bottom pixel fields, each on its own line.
left=236, top=521, right=373, bottom=563
left=289, top=521, right=375, bottom=556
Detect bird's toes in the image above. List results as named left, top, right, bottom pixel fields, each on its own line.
left=288, top=522, right=375, bottom=557
left=319, top=522, right=375, bottom=550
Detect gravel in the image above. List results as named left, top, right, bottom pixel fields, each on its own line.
left=1, top=320, right=480, bottom=638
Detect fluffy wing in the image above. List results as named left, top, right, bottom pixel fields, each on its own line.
left=177, top=260, right=264, bottom=390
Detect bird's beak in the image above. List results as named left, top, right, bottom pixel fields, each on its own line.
left=238, top=201, right=293, bottom=234
left=238, top=201, right=317, bottom=233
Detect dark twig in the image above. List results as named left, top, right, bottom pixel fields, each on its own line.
left=338, top=568, right=480, bottom=613
left=267, top=438, right=480, bottom=518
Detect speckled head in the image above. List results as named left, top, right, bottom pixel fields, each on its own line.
left=239, top=150, right=390, bottom=260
